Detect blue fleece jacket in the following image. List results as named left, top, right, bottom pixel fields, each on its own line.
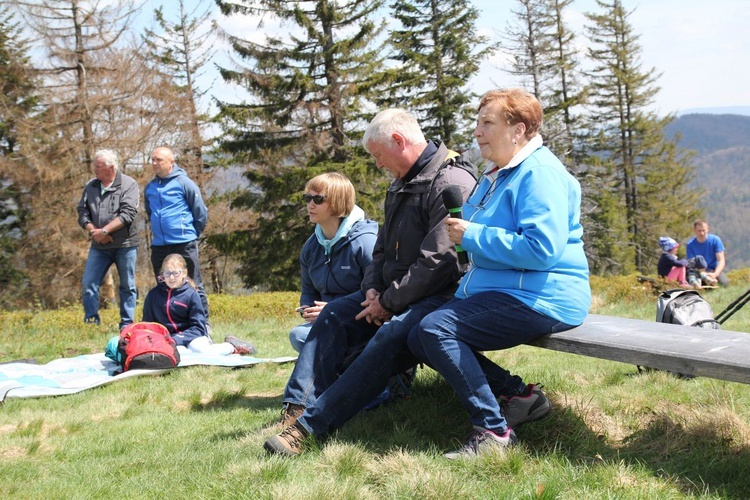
left=142, top=281, right=207, bottom=347
left=144, top=165, right=207, bottom=246
left=457, top=138, right=591, bottom=325
left=299, top=205, right=378, bottom=307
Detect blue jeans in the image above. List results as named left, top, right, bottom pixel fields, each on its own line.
left=287, top=291, right=450, bottom=436
left=410, top=291, right=576, bottom=432
left=151, top=239, right=209, bottom=317
left=289, top=322, right=312, bottom=353
left=82, top=245, right=137, bottom=329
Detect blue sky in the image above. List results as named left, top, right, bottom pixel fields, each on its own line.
left=146, top=0, right=750, bottom=116
left=471, top=0, right=750, bottom=115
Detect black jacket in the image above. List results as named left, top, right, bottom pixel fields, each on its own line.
left=362, top=141, right=477, bottom=313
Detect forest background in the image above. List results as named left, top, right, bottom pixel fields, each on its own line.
left=1, top=0, right=748, bottom=311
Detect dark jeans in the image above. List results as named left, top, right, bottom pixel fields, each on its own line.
left=411, top=292, right=576, bottom=432
left=289, top=290, right=449, bottom=436
left=151, top=239, right=209, bottom=316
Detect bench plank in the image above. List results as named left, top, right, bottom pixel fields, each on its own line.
left=529, top=314, right=750, bottom=384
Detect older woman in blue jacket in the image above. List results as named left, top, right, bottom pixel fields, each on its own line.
left=410, top=88, right=591, bottom=459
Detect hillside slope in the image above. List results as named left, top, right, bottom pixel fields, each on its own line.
left=666, top=114, right=750, bottom=270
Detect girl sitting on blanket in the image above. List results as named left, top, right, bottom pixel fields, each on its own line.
left=142, top=253, right=256, bottom=355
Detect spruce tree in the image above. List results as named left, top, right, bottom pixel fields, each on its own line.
left=0, top=7, right=36, bottom=304
left=213, top=0, right=390, bottom=290
left=384, top=0, right=493, bottom=148
left=584, top=0, right=698, bottom=274
left=502, top=0, right=585, bottom=167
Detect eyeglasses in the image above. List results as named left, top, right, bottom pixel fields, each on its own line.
left=161, top=270, right=184, bottom=278
left=302, top=193, right=327, bottom=205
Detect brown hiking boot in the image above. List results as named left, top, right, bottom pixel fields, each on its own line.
left=280, top=402, right=305, bottom=428
left=264, top=422, right=308, bottom=456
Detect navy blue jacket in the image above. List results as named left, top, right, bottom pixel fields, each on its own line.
left=299, top=218, right=378, bottom=307
left=142, top=281, right=207, bottom=347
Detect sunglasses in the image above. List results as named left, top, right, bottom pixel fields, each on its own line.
left=161, top=270, right=184, bottom=278
left=302, top=193, right=327, bottom=205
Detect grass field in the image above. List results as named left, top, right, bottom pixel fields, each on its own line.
left=1, top=275, right=749, bottom=498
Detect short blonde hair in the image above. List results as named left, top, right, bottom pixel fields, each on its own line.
left=478, top=88, right=543, bottom=139
left=305, top=172, right=355, bottom=218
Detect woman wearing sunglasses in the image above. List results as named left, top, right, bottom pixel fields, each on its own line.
left=142, top=253, right=257, bottom=355
left=290, top=173, right=378, bottom=352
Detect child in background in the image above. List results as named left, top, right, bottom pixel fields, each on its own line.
left=143, top=253, right=256, bottom=355
left=657, top=236, right=690, bottom=286
left=687, top=254, right=716, bottom=289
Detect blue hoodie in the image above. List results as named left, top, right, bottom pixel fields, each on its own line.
left=144, top=165, right=207, bottom=246
left=142, top=280, right=207, bottom=347
left=458, top=136, right=591, bottom=325
left=299, top=205, right=378, bottom=307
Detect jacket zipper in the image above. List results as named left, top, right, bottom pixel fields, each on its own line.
left=165, top=288, right=179, bottom=333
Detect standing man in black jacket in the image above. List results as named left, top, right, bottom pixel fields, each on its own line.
left=77, top=149, right=139, bottom=330
left=264, top=109, right=476, bottom=456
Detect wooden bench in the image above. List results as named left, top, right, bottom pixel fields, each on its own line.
left=528, top=314, right=750, bottom=384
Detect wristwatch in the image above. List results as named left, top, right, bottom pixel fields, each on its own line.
left=101, top=228, right=108, bottom=235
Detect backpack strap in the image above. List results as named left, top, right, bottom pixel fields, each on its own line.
left=431, top=150, right=478, bottom=187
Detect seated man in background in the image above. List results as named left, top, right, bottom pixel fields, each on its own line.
left=686, top=219, right=728, bottom=287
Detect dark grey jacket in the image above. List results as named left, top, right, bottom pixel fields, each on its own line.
left=362, top=141, right=477, bottom=313
left=77, top=170, right=140, bottom=248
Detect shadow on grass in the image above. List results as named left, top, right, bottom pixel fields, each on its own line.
left=326, top=375, right=750, bottom=498
left=189, top=391, right=281, bottom=413
left=619, top=414, right=750, bottom=499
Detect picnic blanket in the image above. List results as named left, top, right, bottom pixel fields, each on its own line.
left=0, top=351, right=297, bottom=402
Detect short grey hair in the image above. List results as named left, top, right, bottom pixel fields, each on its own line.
left=362, top=109, right=426, bottom=153
left=93, top=149, right=119, bottom=170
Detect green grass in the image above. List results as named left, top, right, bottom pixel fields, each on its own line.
left=1, top=277, right=750, bottom=498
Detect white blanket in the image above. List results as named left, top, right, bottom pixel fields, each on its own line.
left=0, top=351, right=296, bottom=402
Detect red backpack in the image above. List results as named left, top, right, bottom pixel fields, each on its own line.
left=118, top=322, right=181, bottom=371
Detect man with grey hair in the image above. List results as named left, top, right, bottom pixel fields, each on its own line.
left=77, top=149, right=140, bottom=329
left=264, top=108, right=477, bottom=456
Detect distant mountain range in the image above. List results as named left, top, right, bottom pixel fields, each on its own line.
left=665, top=113, right=750, bottom=271
left=676, top=106, right=750, bottom=117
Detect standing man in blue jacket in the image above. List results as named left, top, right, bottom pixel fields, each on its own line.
left=145, top=147, right=210, bottom=316
left=77, top=149, right=140, bottom=329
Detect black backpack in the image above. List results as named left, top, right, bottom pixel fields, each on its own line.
left=656, top=289, right=721, bottom=329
